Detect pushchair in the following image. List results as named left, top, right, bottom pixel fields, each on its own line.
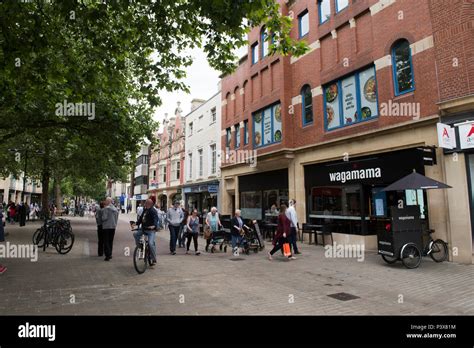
left=240, top=222, right=265, bottom=254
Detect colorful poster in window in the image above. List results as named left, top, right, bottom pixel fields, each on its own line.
left=341, top=75, right=357, bottom=124
left=254, top=111, right=262, bottom=147
left=263, top=108, right=272, bottom=145
left=325, top=83, right=340, bottom=129
left=358, top=67, right=378, bottom=120
left=273, top=104, right=282, bottom=142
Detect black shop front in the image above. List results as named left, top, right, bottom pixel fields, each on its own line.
left=304, top=148, right=430, bottom=236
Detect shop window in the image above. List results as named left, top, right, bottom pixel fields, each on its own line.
left=392, top=39, right=415, bottom=96
left=251, top=42, right=259, bottom=64
left=253, top=103, right=282, bottom=148
left=301, top=85, right=313, bottom=126
left=324, top=66, right=378, bottom=130
left=240, top=191, right=263, bottom=220
left=318, top=0, right=331, bottom=24
left=298, top=10, right=309, bottom=38
left=336, top=0, right=349, bottom=13
left=310, top=185, right=362, bottom=217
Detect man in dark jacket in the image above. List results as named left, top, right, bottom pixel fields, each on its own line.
left=18, top=202, right=27, bottom=227
left=133, top=199, right=160, bottom=265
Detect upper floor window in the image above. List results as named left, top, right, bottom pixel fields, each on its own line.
left=336, top=0, right=349, bottom=13
left=253, top=103, right=282, bottom=148
left=188, top=153, right=193, bottom=179
left=198, top=149, right=203, bottom=177
left=251, top=42, right=259, bottom=64
left=301, top=85, right=313, bottom=126
left=210, top=144, right=217, bottom=175
left=235, top=124, right=241, bottom=148
left=171, top=160, right=180, bottom=180
left=261, top=28, right=269, bottom=58
left=324, top=66, right=378, bottom=130
left=188, top=122, right=193, bottom=136
left=211, top=107, right=217, bottom=123
left=226, top=127, right=232, bottom=149
left=243, top=120, right=249, bottom=145
left=391, top=39, right=415, bottom=96
left=160, top=165, right=167, bottom=183
left=318, top=0, right=331, bottom=24
left=298, top=10, right=309, bottom=38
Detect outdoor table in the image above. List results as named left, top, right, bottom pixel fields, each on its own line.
left=303, top=224, right=322, bottom=245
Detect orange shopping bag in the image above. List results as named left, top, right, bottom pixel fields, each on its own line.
left=282, top=243, right=291, bottom=257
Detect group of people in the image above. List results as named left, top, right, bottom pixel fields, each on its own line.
left=2, top=201, right=41, bottom=226
left=92, top=197, right=302, bottom=266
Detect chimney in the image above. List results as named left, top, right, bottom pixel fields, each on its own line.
left=190, top=98, right=206, bottom=111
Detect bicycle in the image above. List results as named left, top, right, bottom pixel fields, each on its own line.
left=131, top=223, right=156, bottom=274
left=33, top=218, right=75, bottom=254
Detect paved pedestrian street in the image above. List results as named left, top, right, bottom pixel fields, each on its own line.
left=0, top=216, right=473, bottom=315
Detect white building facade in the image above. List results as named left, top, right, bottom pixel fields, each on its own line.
left=183, top=91, right=222, bottom=213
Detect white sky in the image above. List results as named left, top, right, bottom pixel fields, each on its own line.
left=152, top=45, right=247, bottom=129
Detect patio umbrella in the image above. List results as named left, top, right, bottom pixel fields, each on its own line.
left=383, top=169, right=452, bottom=191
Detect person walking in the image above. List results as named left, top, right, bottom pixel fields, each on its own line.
left=286, top=199, right=301, bottom=255
left=205, top=207, right=222, bottom=252
left=268, top=204, right=296, bottom=261
left=0, top=204, right=6, bottom=274
left=8, top=201, right=15, bottom=224
left=136, top=203, right=144, bottom=219
left=100, top=197, right=119, bottom=261
left=166, top=200, right=184, bottom=255
left=185, top=209, right=201, bottom=255
left=18, top=202, right=27, bottom=227
left=178, top=208, right=189, bottom=248
left=95, top=201, right=105, bottom=257
left=134, top=199, right=160, bottom=266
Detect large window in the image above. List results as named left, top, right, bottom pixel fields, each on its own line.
left=198, top=149, right=203, bottom=177
left=251, top=42, right=259, bottom=64
left=336, top=0, right=349, bottom=13
left=392, top=39, right=415, bottom=96
left=188, top=153, right=193, bottom=179
left=210, top=144, right=216, bottom=175
left=298, top=10, right=309, bottom=38
left=324, top=66, right=378, bottom=130
left=226, top=127, right=231, bottom=149
left=160, top=165, right=167, bottom=183
left=253, top=103, right=282, bottom=148
left=240, top=191, right=263, bottom=220
left=301, top=85, right=313, bottom=125
left=243, top=120, right=249, bottom=145
left=171, top=161, right=180, bottom=180
left=318, top=0, right=331, bottom=24
left=261, top=28, right=269, bottom=58
left=235, top=123, right=241, bottom=148
left=311, top=185, right=362, bottom=217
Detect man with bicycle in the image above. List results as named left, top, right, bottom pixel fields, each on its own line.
left=133, top=199, right=160, bottom=266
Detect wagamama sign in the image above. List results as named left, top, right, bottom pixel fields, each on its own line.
left=329, top=167, right=382, bottom=184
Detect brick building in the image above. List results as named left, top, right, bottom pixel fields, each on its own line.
left=220, top=0, right=473, bottom=263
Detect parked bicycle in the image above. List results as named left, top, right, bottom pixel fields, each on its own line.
left=32, top=218, right=75, bottom=254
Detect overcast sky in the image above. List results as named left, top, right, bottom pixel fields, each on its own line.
left=153, top=45, right=247, bottom=130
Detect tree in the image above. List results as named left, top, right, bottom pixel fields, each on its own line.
left=0, top=0, right=308, bottom=216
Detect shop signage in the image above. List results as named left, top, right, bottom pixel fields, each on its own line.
left=458, top=123, right=474, bottom=149
left=437, top=123, right=456, bottom=149
left=329, top=167, right=382, bottom=183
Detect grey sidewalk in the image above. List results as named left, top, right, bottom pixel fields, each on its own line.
left=0, top=216, right=472, bottom=315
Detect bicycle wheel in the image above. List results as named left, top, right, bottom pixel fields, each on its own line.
left=381, top=254, right=398, bottom=264
left=34, top=227, right=46, bottom=248
left=55, top=231, right=75, bottom=254
left=401, top=243, right=422, bottom=269
left=133, top=245, right=147, bottom=274
left=430, top=239, right=448, bottom=262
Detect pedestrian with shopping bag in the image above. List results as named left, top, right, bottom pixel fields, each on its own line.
left=268, top=204, right=296, bottom=261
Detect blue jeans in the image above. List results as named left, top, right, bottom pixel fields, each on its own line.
left=169, top=225, right=180, bottom=252
left=178, top=225, right=186, bottom=247
left=134, top=228, right=156, bottom=262
left=289, top=227, right=299, bottom=253
left=231, top=235, right=244, bottom=250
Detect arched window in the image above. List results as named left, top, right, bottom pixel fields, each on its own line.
left=301, top=85, right=313, bottom=125
left=391, top=39, right=415, bottom=95
left=261, top=27, right=269, bottom=58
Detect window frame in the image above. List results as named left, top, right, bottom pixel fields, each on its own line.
left=210, top=107, right=217, bottom=123
left=323, top=66, right=379, bottom=132
left=252, top=102, right=282, bottom=149
left=391, top=40, right=416, bottom=96
left=298, top=10, right=310, bottom=38
left=210, top=144, right=217, bottom=175
left=225, top=127, right=232, bottom=149
left=301, top=85, right=314, bottom=126
left=188, top=153, right=193, bottom=180
left=188, top=122, right=193, bottom=136
left=243, top=120, right=249, bottom=145
left=335, top=0, right=349, bottom=13
left=318, top=0, right=331, bottom=25
left=235, top=123, right=241, bottom=148
left=198, top=149, right=203, bottom=177
left=261, top=28, right=269, bottom=58
left=251, top=42, right=259, bottom=64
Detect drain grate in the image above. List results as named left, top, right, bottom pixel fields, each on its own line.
left=327, top=292, right=360, bottom=301
left=229, top=258, right=246, bottom=261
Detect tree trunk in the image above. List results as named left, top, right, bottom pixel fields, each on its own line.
left=54, top=177, right=62, bottom=211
